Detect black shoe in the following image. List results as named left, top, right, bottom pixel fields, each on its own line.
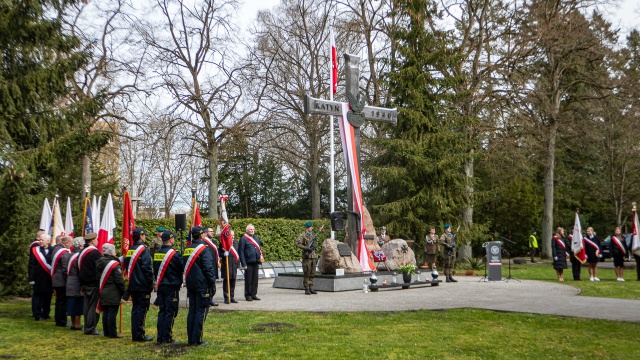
left=251, top=296, right=261, bottom=301
left=305, top=289, right=311, bottom=295
left=309, top=289, right=317, bottom=295
left=133, top=336, right=154, bottom=342
left=445, top=277, right=452, bottom=283
left=231, top=299, right=238, bottom=303
left=449, top=277, right=458, bottom=283
left=245, top=297, right=253, bottom=301
left=211, top=302, right=219, bottom=306
left=85, top=330, right=102, bottom=336
left=109, top=335, right=123, bottom=339
left=224, top=300, right=230, bottom=304
left=70, top=327, right=82, bottom=331
left=195, top=341, right=209, bottom=346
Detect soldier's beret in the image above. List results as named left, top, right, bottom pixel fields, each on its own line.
left=84, top=232, right=98, bottom=241
left=156, top=226, right=166, bottom=232
left=304, top=221, right=313, bottom=228
left=443, top=223, right=451, bottom=230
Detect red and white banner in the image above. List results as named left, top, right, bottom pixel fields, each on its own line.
left=330, top=28, right=338, bottom=96
left=217, top=195, right=238, bottom=261
left=571, top=212, right=587, bottom=264
left=92, top=196, right=101, bottom=233
left=632, top=207, right=640, bottom=257
left=64, top=197, right=74, bottom=238
left=187, top=197, right=202, bottom=247
left=97, top=193, right=115, bottom=252
left=338, top=104, right=372, bottom=272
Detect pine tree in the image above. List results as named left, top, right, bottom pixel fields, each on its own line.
left=0, top=0, right=109, bottom=295
left=367, top=0, right=473, bottom=241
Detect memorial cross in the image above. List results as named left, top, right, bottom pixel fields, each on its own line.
left=303, top=53, right=397, bottom=258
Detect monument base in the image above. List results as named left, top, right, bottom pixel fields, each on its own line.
left=272, top=271, right=438, bottom=292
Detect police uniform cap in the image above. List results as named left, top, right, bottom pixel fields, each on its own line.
left=191, top=226, right=204, bottom=237
left=443, top=223, right=451, bottom=230
left=156, top=226, right=166, bottom=232
left=304, top=221, right=313, bottom=228
left=161, top=230, right=174, bottom=241
left=84, top=232, right=98, bottom=241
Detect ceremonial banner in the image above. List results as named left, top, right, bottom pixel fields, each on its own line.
left=187, top=197, right=202, bottom=246
left=82, top=197, right=94, bottom=236
left=39, top=198, right=52, bottom=233
left=330, top=28, right=338, bottom=95
left=632, top=205, right=640, bottom=257
left=572, top=212, right=587, bottom=264
left=218, top=195, right=237, bottom=260
left=122, top=190, right=135, bottom=258
left=97, top=194, right=116, bottom=252
left=64, top=197, right=74, bottom=237
left=51, top=196, right=65, bottom=239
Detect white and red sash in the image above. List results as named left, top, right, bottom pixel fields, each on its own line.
left=553, top=236, right=569, bottom=257
left=78, top=246, right=98, bottom=271
left=203, top=238, right=220, bottom=264
left=583, top=236, right=600, bottom=257
left=242, top=234, right=263, bottom=259
left=183, top=244, right=206, bottom=283
left=67, top=253, right=79, bottom=277
left=32, top=246, right=52, bottom=274
left=126, top=245, right=146, bottom=280
left=97, top=260, right=119, bottom=312
left=612, top=236, right=626, bottom=254
left=155, top=249, right=177, bottom=287
left=226, top=246, right=239, bottom=262
left=50, top=248, right=70, bottom=277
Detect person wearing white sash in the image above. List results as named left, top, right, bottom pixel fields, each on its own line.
left=239, top=224, right=264, bottom=301
left=584, top=227, right=601, bottom=281
left=124, top=227, right=154, bottom=342
left=551, top=227, right=568, bottom=281
left=79, top=232, right=102, bottom=335
left=610, top=227, right=626, bottom=281
left=153, top=231, right=183, bottom=344
left=96, top=244, right=126, bottom=338
left=65, top=237, right=84, bottom=330
left=51, top=235, right=71, bottom=326
left=28, top=233, right=53, bottom=321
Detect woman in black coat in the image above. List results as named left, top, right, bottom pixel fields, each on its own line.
left=583, top=227, right=601, bottom=281
left=96, top=244, right=126, bottom=338
left=551, top=227, right=568, bottom=281
left=610, top=227, right=626, bottom=281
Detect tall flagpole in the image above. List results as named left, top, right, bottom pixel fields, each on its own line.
left=330, top=27, right=336, bottom=240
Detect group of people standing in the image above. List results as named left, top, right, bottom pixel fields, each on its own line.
left=547, top=226, right=636, bottom=282
left=27, top=223, right=265, bottom=346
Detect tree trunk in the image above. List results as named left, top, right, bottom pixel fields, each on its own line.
left=459, top=151, right=474, bottom=262
left=541, top=123, right=557, bottom=259
left=208, top=142, right=219, bottom=220
left=81, top=155, right=91, bottom=199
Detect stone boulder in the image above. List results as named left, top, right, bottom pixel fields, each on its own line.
left=319, top=239, right=363, bottom=274
left=363, top=206, right=375, bottom=236
left=378, top=239, right=416, bottom=271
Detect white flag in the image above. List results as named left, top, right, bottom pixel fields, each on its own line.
left=64, top=197, right=74, bottom=237
left=571, top=212, right=586, bottom=263
left=51, top=196, right=65, bottom=239
left=38, top=198, right=52, bottom=233
left=92, top=195, right=102, bottom=232
left=632, top=207, right=640, bottom=257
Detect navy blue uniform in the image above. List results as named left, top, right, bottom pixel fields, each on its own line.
left=183, top=238, right=216, bottom=345
left=125, top=241, right=153, bottom=341
left=153, top=245, right=183, bottom=344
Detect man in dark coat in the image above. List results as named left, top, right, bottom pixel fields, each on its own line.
left=28, top=233, right=53, bottom=321
left=96, top=243, right=126, bottom=338
left=219, top=230, right=239, bottom=303
left=78, top=232, right=102, bottom=335
left=28, top=229, right=46, bottom=319
left=202, top=226, right=220, bottom=306
left=51, top=235, right=72, bottom=326
left=239, top=223, right=264, bottom=301
left=183, top=226, right=216, bottom=346
left=153, top=231, right=183, bottom=344
left=124, top=227, right=154, bottom=342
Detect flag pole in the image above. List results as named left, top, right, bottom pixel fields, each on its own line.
left=329, top=26, right=336, bottom=240
left=82, top=191, right=89, bottom=236
left=220, top=196, right=231, bottom=302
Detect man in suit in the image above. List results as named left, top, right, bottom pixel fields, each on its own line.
left=28, top=233, right=53, bottom=321
left=239, top=224, right=264, bottom=301
left=219, top=230, right=239, bottom=304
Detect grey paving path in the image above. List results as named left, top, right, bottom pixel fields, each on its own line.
left=178, top=276, right=640, bottom=322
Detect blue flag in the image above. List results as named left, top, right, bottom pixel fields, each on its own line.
left=84, top=201, right=94, bottom=234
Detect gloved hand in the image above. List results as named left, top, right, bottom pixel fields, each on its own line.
left=553, top=256, right=558, bottom=261
left=29, top=281, right=35, bottom=285
left=244, top=266, right=248, bottom=270
left=224, top=251, right=229, bottom=256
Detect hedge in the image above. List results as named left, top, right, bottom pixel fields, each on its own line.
left=113, top=218, right=338, bottom=261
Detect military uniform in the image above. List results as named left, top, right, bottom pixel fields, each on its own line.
left=183, top=226, right=216, bottom=346
left=295, top=227, right=318, bottom=294
left=124, top=228, right=154, bottom=342
left=440, top=228, right=457, bottom=282
left=153, top=236, right=183, bottom=344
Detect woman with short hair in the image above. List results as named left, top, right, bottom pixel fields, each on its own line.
left=96, top=243, right=126, bottom=338
left=65, top=237, right=84, bottom=330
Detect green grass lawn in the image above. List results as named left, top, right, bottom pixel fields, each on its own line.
left=1, top=299, right=639, bottom=359
left=505, top=262, right=640, bottom=300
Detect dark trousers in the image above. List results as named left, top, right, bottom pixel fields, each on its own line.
left=53, top=287, right=67, bottom=326
left=570, top=258, right=581, bottom=280
left=32, top=290, right=52, bottom=320
left=244, top=263, right=260, bottom=299
left=635, top=255, right=640, bottom=280
left=130, top=291, right=151, bottom=340
left=157, top=289, right=179, bottom=343
left=186, top=289, right=210, bottom=345
left=222, top=277, right=236, bottom=301
left=302, top=258, right=316, bottom=289
left=101, top=305, right=119, bottom=338
left=83, top=286, right=100, bottom=334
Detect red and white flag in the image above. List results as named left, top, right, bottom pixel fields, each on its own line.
left=632, top=205, right=640, bottom=257
left=51, top=196, right=65, bottom=238
left=122, top=190, right=135, bottom=258
left=330, top=27, right=338, bottom=96
left=38, top=198, right=52, bottom=233
left=97, top=193, right=115, bottom=252
left=571, top=212, right=587, bottom=264
left=187, top=197, right=202, bottom=246
left=64, top=197, right=74, bottom=238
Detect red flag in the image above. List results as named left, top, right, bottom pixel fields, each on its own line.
left=330, top=28, right=338, bottom=96
left=218, top=195, right=232, bottom=251
left=122, top=190, right=135, bottom=257
left=186, top=198, right=202, bottom=246
left=97, top=194, right=115, bottom=253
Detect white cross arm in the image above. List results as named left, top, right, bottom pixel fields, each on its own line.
left=304, top=95, right=397, bottom=125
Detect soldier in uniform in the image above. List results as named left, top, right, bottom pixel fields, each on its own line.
left=376, top=227, right=390, bottom=247
left=440, top=224, right=458, bottom=283
left=423, top=227, right=439, bottom=271
left=124, top=227, right=154, bottom=342
left=295, top=221, right=318, bottom=295
left=153, top=231, right=183, bottom=344
left=150, top=226, right=165, bottom=258
left=184, top=226, right=216, bottom=346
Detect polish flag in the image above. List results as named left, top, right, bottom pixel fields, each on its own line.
left=330, top=27, right=338, bottom=95
left=186, top=198, right=202, bottom=246
left=571, top=212, right=587, bottom=264
left=64, top=197, right=74, bottom=238
left=51, top=196, right=65, bottom=238
left=97, top=194, right=115, bottom=252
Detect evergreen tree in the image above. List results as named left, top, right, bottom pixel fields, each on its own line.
left=367, top=0, right=473, bottom=241
left=0, top=0, right=109, bottom=295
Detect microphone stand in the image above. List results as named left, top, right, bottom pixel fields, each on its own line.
left=494, top=234, right=520, bottom=282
